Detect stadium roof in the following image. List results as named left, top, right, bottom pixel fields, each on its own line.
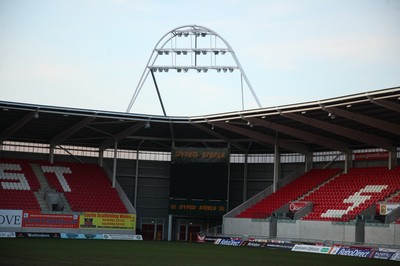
left=1, top=86, right=399, bottom=155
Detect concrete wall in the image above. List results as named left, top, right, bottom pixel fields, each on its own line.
left=225, top=217, right=400, bottom=245
left=277, top=220, right=356, bottom=242
left=223, top=217, right=270, bottom=237
left=224, top=218, right=358, bottom=242
left=365, top=224, right=400, bottom=246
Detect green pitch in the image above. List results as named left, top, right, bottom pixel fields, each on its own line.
left=0, top=238, right=397, bottom=266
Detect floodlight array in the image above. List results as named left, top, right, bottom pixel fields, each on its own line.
left=149, top=66, right=237, bottom=73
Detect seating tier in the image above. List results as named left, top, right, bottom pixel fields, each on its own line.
left=0, top=158, right=127, bottom=213
left=40, top=161, right=127, bottom=213
left=0, top=158, right=41, bottom=210
left=302, top=167, right=400, bottom=222
left=236, top=168, right=342, bottom=218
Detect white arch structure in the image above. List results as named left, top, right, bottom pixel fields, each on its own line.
left=126, top=24, right=262, bottom=115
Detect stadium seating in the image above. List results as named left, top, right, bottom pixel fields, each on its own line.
left=236, top=168, right=342, bottom=218
left=0, top=158, right=41, bottom=210
left=40, top=161, right=127, bottom=213
left=302, top=166, right=400, bottom=222
left=0, top=158, right=127, bottom=213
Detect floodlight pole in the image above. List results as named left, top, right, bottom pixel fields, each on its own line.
left=150, top=70, right=167, bottom=116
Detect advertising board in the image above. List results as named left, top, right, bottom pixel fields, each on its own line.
left=0, top=232, right=16, bottom=238
left=0, top=209, right=22, bottom=228
left=61, top=233, right=103, bottom=240
left=336, top=247, right=374, bottom=258
left=292, top=244, right=331, bottom=254
left=16, top=232, right=60, bottom=238
left=354, top=151, right=389, bottom=161
left=376, top=203, right=400, bottom=215
left=102, top=234, right=143, bottom=240
left=22, top=211, right=79, bottom=228
left=171, top=147, right=229, bottom=163
left=214, top=238, right=243, bottom=246
left=79, top=212, right=136, bottom=230
left=265, top=242, right=295, bottom=250
left=169, top=199, right=226, bottom=216
left=373, top=251, right=395, bottom=260
left=288, top=201, right=310, bottom=213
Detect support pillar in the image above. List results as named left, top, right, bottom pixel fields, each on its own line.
left=273, top=144, right=280, bottom=193
left=243, top=152, right=248, bottom=202
left=98, top=147, right=104, bottom=167
left=305, top=153, right=313, bottom=172
left=49, top=144, right=55, bottom=163
left=168, top=214, right=173, bottom=241
left=134, top=148, right=140, bottom=209
left=389, top=147, right=397, bottom=170
left=112, top=141, right=118, bottom=188
left=345, top=150, right=353, bottom=174
left=226, top=142, right=231, bottom=211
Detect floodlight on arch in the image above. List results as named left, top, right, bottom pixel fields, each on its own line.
left=126, top=24, right=262, bottom=116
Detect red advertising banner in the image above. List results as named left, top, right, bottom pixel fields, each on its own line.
left=354, top=152, right=389, bottom=161
left=22, top=210, right=79, bottom=228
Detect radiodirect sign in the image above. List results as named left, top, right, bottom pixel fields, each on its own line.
left=0, top=210, right=22, bottom=228
left=214, top=238, right=243, bottom=246
left=336, top=247, right=374, bottom=258
left=79, top=212, right=136, bottom=230
left=22, top=211, right=79, bottom=228
left=171, top=147, right=229, bottom=163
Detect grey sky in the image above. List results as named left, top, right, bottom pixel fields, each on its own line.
left=1, top=0, right=399, bottom=116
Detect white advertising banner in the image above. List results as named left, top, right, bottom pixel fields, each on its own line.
left=377, top=203, right=400, bottom=215
left=292, top=244, right=332, bottom=254
left=0, top=209, right=23, bottom=228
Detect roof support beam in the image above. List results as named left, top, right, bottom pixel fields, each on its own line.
left=100, top=122, right=146, bottom=150
left=325, top=106, right=400, bottom=136
left=247, top=118, right=349, bottom=153
left=0, top=111, right=36, bottom=144
left=370, top=98, right=400, bottom=113
left=214, top=122, right=309, bottom=155
left=191, top=123, right=246, bottom=152
left=281, top=113, right=393, bottom=151
left=51, top=117, right=96, bottom=146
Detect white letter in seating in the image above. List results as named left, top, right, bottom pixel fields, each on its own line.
left=321, top=185, right=388, bottom=218
left=41, top=166, right=72, bottom=192
left=0, top=163, right=31, bottom=190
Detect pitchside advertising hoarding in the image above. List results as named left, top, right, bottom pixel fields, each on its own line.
left=1, top=209, right=136, bottom=231
left=79, top=212, right=136, bottom=230
left=22, top=210, right=79, bottom=228
left=0, top=210, right=22, bottom=228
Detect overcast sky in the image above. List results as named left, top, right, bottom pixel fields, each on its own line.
left=1, top=0, right=399, bottom=116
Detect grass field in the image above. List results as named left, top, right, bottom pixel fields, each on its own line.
left=0, top=238, right=397, bottom=266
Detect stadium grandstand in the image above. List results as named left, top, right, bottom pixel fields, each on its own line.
left=0, top=25, right=400, bottom=247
